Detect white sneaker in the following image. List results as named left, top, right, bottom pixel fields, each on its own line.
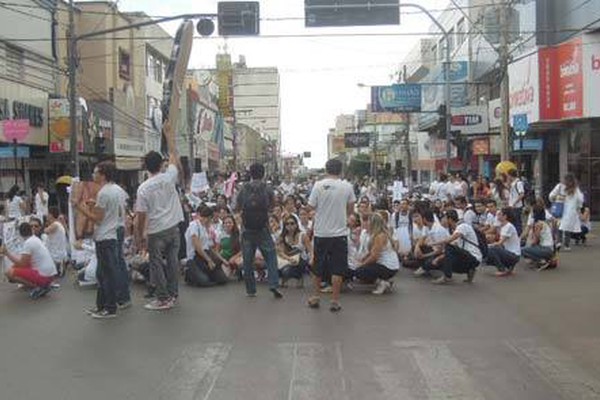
left=414, top=267, right=427, bottom=277
left=144, top=299, right=173, bottom=311
left=372, top=280, right=391, bottom=295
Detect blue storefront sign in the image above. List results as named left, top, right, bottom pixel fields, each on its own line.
left=371, top=84, right=422, bottom=113
left=513, top=139, right=543, bottom=151
left=0, top=146, right=29, bottom=158
left=512, top=114, right=529, bottom=133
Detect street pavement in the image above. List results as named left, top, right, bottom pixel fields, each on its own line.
left=2, top=238, right=600, bottom=400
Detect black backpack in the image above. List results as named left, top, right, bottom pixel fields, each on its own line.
left=242, top=182, right=270, bottom=230
left=522, top=180, right=536, bottom=206
left=473, top=227, right=489, bottom=260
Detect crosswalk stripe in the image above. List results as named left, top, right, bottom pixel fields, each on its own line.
left=285, top=342, right=349, bottom=400
left=158, top=342, right=232, bottom=400
left=393, top=340, right=486, bottom=400
left=507, top=339, right=600, bottom=400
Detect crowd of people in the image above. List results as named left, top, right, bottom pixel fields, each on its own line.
left=0, top=150, right=593, bottom=317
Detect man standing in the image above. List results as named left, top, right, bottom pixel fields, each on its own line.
left=236, top=163, right=283, bottom=299
left=73, top=161, right=123, bottom=319
left=135, top=122, right=184, bottom=311
left=307, top=159, right=355, bottom=312
left=34, top=184, right=49, bottom=220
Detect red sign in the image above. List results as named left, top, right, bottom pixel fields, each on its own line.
left=472, top=138, right=490, bottom=156
left=3, top=119, right=30, bottom=142
left=557, top=37, right=583, bottom=119
left=539, top=38, right=584, bottom=120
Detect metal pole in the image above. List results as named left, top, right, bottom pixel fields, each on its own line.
left=443, top=36, right=452, bottom=173
left=187, top=87, right=194, bottom=183
left=499, top=0, right=510, bottom=161
left=68, top=0, right=79, bottom=177
left=405, top=114, right=412, bottom=190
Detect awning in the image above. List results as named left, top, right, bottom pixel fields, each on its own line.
left=115, top=157, right=142, bottom=171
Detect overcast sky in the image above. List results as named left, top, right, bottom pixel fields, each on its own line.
left=108, top=0, right=447, bottom=168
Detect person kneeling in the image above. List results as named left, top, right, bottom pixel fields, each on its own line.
left=355, top=213, right=399, bottom=295
left=1, top=222, right=57, bottom=299
left=429, top=210, right=482, bottom=284
left=522, top=205, right=555, bottom=270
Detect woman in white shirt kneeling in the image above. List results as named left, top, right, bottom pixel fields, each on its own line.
left=488, top=207, right=521, bottom=277
left=522, top=205, right=555, bottom=270
left=355, top=213, right=400, bottom=295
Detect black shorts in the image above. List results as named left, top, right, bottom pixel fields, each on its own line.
left=313, top=236, right=348, bottom=278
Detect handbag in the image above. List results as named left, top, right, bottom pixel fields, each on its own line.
left=550, top=202, right=564, bottom=218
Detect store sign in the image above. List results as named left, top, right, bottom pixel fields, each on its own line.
left=0, top=146, right=29, bottom=158
left=513, top=138, right=543, bottom=151
left=450, top=105, right=489, bottom=135
left=472, top=138, right=490, bottom=155
left=488, top=98, right=501, bottom=129
left=584, top=33, right=600, bottom=118
left=344, top=132, right=370, bottom=148
left=371, top=84, right=422, bottom=113
left=0, top=82, right=48, bottom=146
left=509, top=52, right=540, bottom=124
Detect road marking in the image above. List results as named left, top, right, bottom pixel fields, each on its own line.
left=284, top=342, right=349, bottom=400
left=394, top=340, right=486, bottom=400
left=158, top=342, right=232, bottom=400
left=507, top=339, right=600, bottom=400
left=335, top=342, right=349, bottom=398
left=371, top=359, right=416, bottom=400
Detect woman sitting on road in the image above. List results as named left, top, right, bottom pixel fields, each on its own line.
left=521, top=205, right=556, bottom=270
left=277, top=215, right=312, bottom=287
left=355, top=213, right=400, bottom=295
left=216, top=214, right=242, bottom=278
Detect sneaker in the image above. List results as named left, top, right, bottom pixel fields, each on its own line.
left=90, top=309, right=116, bottom=319
left=270, top=288, right=284, bottom=299
left=117, top=301, right=132, bottom=310
left=329, top=301, right=342, bottom=313
left=432, top=276, right=453, bottom=285
left=372, top=280, right=391, bottom=295
left=495, top=271, right=511, bottom=277
left=414, top=267, right=427, bottom=277
left=246, top=292, right=257, bottom=298
left=85, top=307, right=102, bottom=315
left=537, top=260, right=550, bottom=271
left=320, top=285, right=333, bottom=294
left=29, top=286, right=51, bottom=299
left=144, top=299, right=173, bottom=311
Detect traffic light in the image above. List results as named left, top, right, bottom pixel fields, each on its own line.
left=436, top=117, right=447, bottom=138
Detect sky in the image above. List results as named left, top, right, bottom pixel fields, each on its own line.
left=107, top=0, right=447, bottom=168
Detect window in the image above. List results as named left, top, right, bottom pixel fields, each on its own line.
left=456, top=18, right=466, bottom=48
left=119, top=48, right=131, bottom=81
left=447, top=28, right=455, bottom=53
left=146, top=49, right=165, bottom=83
left=431, top=44, right=437, bottom=63
left=6, top=45, right=24, bottom=80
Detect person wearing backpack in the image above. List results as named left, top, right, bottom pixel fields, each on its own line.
left=236, top=163, right=283, bottom=299
left=429, top=210, right=481, bottom=284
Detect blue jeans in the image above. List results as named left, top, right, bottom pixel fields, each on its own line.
left=522, top=245, right=553, bottom=262
left=116, top=226, right=130, bottom=304
left=95, top=239, right=119, bottom=314
left=242, top=228, right=279, bottom=294
left=488, top=246, right=520, bottom=272
left=148, top=226, right=181, bottom=301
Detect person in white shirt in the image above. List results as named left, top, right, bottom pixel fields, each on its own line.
left=507, top=169, right=525, bottom=236
left=414, top=209, right=450, bottom=277
left=487, top=207, right=521, bottom=277
left=549, top=173, right=584, bottom=251
left=1, top=222, right=57, bottom=299
left=522, top=205, right=555, bottom=270
left=279, top=176, right=296, bottom=196
left=44, top=206, right=68, bottom=277
left=307, top=159, right=355, bottom=312
left=429, top=209, right=481, bottom=284
left=34, top=184, right=49, bottom=219
left=6, top=185, right=25, bottom=220
left=355, top=213, right=399, bottom=295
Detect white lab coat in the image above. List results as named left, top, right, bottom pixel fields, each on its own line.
left=549, top=183, right=584, bottom=233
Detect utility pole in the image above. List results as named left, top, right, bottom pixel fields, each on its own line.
left=402, top=65, right=413, bottom=189
left=187, top=87, right=195, bottom=181
left=499, top=0, right=511, bottom=161
left=68, top=0, right=79, bottom=177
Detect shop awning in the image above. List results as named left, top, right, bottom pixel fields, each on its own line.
left=115, top=157, right=142, bottom=171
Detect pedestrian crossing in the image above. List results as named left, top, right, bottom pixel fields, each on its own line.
left=157, top=339, right=600, bottom=400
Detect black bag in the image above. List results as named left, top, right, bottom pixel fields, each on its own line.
left=472, top=227, right=489, bottom=260
left=242, top=182, right=270, bottom=230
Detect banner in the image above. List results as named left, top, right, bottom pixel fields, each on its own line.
left=450, top=105, right=490, bottom=135
left=344, top=132, right=370, bottom=148
left=371, top=84, right=421, bottom=112
left=191, top=172, right=210, bottom=193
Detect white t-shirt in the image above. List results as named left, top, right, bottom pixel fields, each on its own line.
left=426, top=221, right=450, bottom=250
left=500, top=222, right=521, bottom=256
left=114, top=185, right=129, bottom=228
left=308, top=178, right=355, bottom=238
left=34, top=191, right=49, bottom=217
left=94, top=183, right=122, bottom=241
left=185, top=220, right=217, bottom=260
left=45, top=221, right=68, bottom=263
left=509, top=180, right=525, bottom=208
left=136, top=164, right=184, bottom=235
left=463, top=209, right=477, bottom=225
left=453, top=223, right=482, bottom=262
left=7, top=196, right=24, bottom=219
left=21, top=235, right=57, bottom=277
left=436, top=182, right=449, bottom=201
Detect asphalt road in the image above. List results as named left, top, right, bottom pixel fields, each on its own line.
left=2, top=239, right=600, bottom=400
